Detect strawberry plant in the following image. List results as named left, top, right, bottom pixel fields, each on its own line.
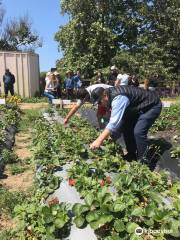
left=14, top=202, right=71, bottom=239
left=13, top=107, right=180, bottom=239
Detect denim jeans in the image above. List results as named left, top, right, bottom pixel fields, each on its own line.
left=44, top=91, right=55, bottom=104
left=122, top=102, right=162, bottom=161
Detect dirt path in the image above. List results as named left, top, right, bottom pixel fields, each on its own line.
left=1, top=130, right=33, bottom=192
left=18, top=102, right=49, bottom=110
left=0, top=126, right=34, bottom=231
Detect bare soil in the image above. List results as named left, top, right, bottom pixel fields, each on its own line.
left=0, top=128, right=34, bottom=232
left=18, top=102, right=49, bottom=110
left=0, top=214, right=16, bottom=231
left=1, top=170, right=33, bottom=192
left=1, top=131, right=33, bottom=191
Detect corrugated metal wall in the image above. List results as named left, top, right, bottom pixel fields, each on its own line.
left=0, top=51, right=40, bottom=97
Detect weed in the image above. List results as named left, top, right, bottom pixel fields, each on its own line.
left=9, top=164, right=26, bottom=175
left=0, top=186, right=27, bottom=216
left=1, top=149, right=19, bottom=165
left=19, top=109, right=42, bottom=131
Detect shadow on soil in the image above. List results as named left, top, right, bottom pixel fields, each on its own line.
left=149, top=138, right=179, bottom=180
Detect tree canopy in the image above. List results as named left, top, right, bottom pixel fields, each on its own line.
left=0, top=1, right=42, bottom=52
left=55, top=0, right=180, bottom=83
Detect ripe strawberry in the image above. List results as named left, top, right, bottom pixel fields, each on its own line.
left=69, top=178, right=76, bottom=186
left=48, top=197, right=59, bottom=206
left=99, top=179, right=105, bottom=187
left=106, top=176, right=111, bottom=184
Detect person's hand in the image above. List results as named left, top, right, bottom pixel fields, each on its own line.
left=64, top=118, right=69, bottom=125
left=90, top=139, right=101, bottom=150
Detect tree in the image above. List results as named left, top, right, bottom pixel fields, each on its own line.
left=55, top=0, right=118, bottom=76
left=56, top=0, right=180, bottom=83
left=0, top=1, right=42, bottom=52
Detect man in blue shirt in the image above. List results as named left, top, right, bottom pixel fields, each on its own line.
left=73, top=69, right=82, bottom=89
left=89, top=86, right=162, bottom=166
left=64, top=70, right=74, bottom=99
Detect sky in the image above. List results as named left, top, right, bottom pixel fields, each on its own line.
left=2, top=0, right=69, bottom=71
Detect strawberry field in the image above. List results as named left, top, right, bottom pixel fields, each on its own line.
left=0, top=103, right=180, bottom=240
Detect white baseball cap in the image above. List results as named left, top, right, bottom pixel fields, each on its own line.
left=110, top=65, right=117, bottom=70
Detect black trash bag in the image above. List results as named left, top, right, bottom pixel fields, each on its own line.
left=6, top=125, right=17, bottom=135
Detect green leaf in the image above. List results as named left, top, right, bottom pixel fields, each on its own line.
left=84, top=193, right=94, bottom=206
left=90, top=215, right=113, bottom=230
left=153, top=209, right=168, bottom=222
left=54, top=218, right=66, bottom=229
left=86, top=210, right=99, bottom=223
left=130, top=233, right=143, bottom=240
left=42, top=206, right=51, bottom=216
left=113, top=203, right=126, bottom=212
left=131, top=207, right=143, bottom=216
left=126, top=222, right=139, bottom=234
left=74, top=216, right=85, bottom=228
left=72, top=203, right=89, bottom=216
left=114, top=220, right=125, bottom=232
left=144, top=219, right=154, bottom=226
left=46, top=225, right=55, bottom=234
left=149, top=192, right=162, bottom=203
left=102, top=193, right=112, bottom=204
left=144, top=205, right=156, bottom=218
left=169, top=220, right=180, bottom=237
left=173, top=199, right=180, bottom=212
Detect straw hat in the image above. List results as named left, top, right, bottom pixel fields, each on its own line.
left=54, top=71, right=59, bottom=75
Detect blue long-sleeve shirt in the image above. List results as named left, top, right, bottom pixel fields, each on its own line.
left=106, top=95, right=130, bottom=132
left=73, top=75, right=82, bottom=88
left=64, top=77, right=74, bottom=89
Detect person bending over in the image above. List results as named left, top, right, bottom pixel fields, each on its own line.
left=89, top=85, right=162, bottom=166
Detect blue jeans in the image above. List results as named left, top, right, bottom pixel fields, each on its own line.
left=44, top=91, right=55, bottom=104
left=122, top=102, right=162, bottom=162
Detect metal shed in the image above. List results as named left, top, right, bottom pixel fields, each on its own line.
left=0, top=51, right=40, bottom=97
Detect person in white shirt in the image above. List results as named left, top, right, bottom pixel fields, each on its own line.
left=115, top=74, right=129, bottom=87
left=44, top=73, right=57, bottom=104
left=64, top=84, right=112, bottom=126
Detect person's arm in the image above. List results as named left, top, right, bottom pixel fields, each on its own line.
left=114, top=79, right=120, bottom=86
left=64, top=103, right=82, bottom=124
left=12, top=74, right=15, bottom=84
left=90, top=128, right=111, bottom=149
left=64, top=92, right=90, bottom=124
left=90, top=95, right=130, bottom=149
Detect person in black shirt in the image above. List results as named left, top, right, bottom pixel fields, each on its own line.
left=3, top=69, right=15, bottom=97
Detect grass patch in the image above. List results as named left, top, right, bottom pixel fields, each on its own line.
left=0, top=230, right=13, bottom=240
left=161, top=95, right=180, bottom=101
left=9, top=164, right=27, bottom=175
left=1, top=149, right=19, bottom=165
left=19, top=109, right=42, bottom=131
left=0, top=185, right=27, bottom=217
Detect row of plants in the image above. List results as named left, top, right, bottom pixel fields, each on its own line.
left=151, top=104, right=180, bottom=162
left=59, top=110, right=180, bottom=239
left=12, top=117, right=70, bottom=239
left=0, top=104, right=21, bottom=173
left=13, top=108, right=180, bottom=239
left=151, top=104, right=180, bottom=133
